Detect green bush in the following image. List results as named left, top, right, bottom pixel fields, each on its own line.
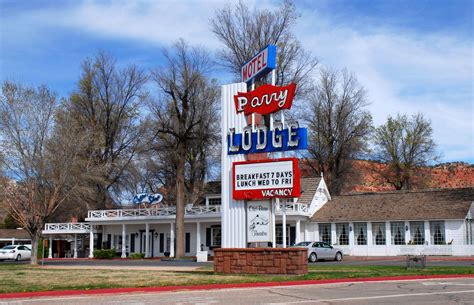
left=129, top=252, right=145, bottom=259
left=93, top=249, right=116, bottom=259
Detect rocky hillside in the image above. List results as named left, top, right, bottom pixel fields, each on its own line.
left=301, top=160, right=474, bottom=193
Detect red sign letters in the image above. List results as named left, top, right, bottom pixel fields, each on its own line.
left=234, top=83, right=296, bottom=116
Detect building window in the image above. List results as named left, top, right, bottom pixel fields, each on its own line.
left=336, top=223, right=349, bottom=245
left=391, top=222, right=405, bottom=245
left=207, top=197, right=221, bottom=206
left=211, top=226, right=221, bottom=247
left=319, top=223, right=332, bottom=244
left=354, top=222, right=367, bottom=245
left=430, top=221, right=446, bottom=245
left=372, top=222, right=386, bottom=245
left=410, top=222, right=425, bottom=245
left=276, top=225, right=290, bottom=246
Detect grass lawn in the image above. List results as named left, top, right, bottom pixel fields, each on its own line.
left=0, top=264, right=472, bottom=294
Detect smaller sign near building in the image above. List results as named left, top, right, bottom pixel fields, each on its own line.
left=241, top=45, right=277, bottom=83
left=234, top=83, right=297, bottom=116
left=247, top=201, right=272, bottom=243
left=233, top=158, right=300, bottom=200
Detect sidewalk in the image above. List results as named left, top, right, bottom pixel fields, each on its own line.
left=1, top=274, right=473, bottom=300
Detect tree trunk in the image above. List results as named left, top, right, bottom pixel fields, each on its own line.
left=29, top=233, right=40, bottom=265
left=175, top=142, right=186, bottom=258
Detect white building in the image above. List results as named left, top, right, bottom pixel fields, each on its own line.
left=42, top=178, right=474, bottom=258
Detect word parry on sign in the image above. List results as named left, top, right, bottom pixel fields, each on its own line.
left=247, top=201, right=272, bottom=243
left=233, top=158, right=300, bottom=200
left=228, top=121, right=307, bottom=155
left=234, top=83, right=297, bottom=116
left=241, top=45, right=277, bottom=83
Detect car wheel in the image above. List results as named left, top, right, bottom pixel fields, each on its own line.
left=309, top=252, right=317, bottom=263
left=335, top=252, right=342, bottom=261
left=15, top=254, right=21, bottom=261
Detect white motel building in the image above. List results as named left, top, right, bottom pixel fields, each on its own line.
left=42, top=64, right=474, bottom=259
left=42, top=177, right=474, bottom=259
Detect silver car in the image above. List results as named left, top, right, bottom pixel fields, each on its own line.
left=293, top=241, right=343, bottom=262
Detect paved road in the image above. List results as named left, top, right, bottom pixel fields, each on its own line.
left=1, top=278, right=473, bottom=304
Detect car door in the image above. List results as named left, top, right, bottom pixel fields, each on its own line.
left=19, top=246, right=31, bottom=259
left=321, top=242, right=334, bottom=259
left=313, top=242, right=327, bottom=259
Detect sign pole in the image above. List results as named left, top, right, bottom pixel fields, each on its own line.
left=270, top=69, right=276, bottom=248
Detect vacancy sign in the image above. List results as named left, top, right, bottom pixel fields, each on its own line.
left=233, top=158, right=300, bottom=200
left=241, top=45, right=277, bottom=83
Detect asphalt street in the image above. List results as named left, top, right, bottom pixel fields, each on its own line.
left=1, top=278, right=473, bottom=305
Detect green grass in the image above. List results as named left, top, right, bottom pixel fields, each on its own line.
left=0, top=264, right=472, bottom=294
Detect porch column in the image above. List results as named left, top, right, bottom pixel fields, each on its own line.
left=349, top=222, right=354, bottom=246
left=331, top=223, right=337, bottom=245
left=48, top=237, right=53, bottom=258
left=405, top=221, right=410, bottom=244
left=367, top=222, right=373, bottom=246
left=424, top=221, right=430, bottom=245
left=170, top=223, right=175, bottom=258
left=196, top=222, right=201, bottom=253
left=385, top=221, right=391, bottom=246
left=73, top=234, right=78, bottom=258
left=11, top=237, right=15, bottom=245
left=145, top=223, right=150, bottom=258
left=121, top=224, right=127, bottom=258
left=89, top=226, right=94, bottom=258
left=295, top=219, right=301, bottom=244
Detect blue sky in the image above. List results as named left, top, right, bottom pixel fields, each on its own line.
left=0, top=0, right=473, bottom=163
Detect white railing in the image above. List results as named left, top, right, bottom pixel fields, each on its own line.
left=43, top=223, right=91, bottom=233
left=275, top=202, right=309, bottom=215
left=87, top=205, right=221, bottom=220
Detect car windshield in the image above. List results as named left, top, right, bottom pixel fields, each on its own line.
left=1, top=245, right=16, bottom=250
left=293, top=242, right=311, bottom=247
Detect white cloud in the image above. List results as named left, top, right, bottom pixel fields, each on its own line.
left=296, top=8, right=474, bottom=162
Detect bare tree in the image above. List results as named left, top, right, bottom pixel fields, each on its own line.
left=0, top=81, right=85, bottom=264
left=373, top=113, right=438, bottom=190
left=60, top=52, right=148, bottom=211
left=210, top=0, right=318, bottom=97
left=149, top=40, right=219, bottom=258
left=305, top=69, right=373, bottom=194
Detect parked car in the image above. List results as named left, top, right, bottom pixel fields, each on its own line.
left=293, top=241, right=343, bottom=262
left=0, top=245, right=32, bottom=261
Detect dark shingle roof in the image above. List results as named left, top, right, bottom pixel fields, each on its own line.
left=311, top=188, right=474, bottom=222
left=0, top=229, right=30, bottom=239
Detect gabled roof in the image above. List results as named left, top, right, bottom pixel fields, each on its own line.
left=311, top=188, right=474, bottom=222
left=297, top=177, right=322, bottom=205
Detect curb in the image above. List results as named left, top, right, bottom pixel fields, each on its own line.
left=0, top=274, right=473, bottom=300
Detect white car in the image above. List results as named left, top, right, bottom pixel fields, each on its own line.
left=293, top=241, right=343, bottom=262
left=0, top=245, right=31, bottom=261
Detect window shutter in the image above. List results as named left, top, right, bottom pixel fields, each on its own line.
left=159, top=233, right=164, bottom=253
left=185, top=232, right=190, bottom=253
left=206, top=228, right=211, bottom=247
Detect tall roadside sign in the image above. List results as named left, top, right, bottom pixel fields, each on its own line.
left=221, top=44, right=307, bottom=248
